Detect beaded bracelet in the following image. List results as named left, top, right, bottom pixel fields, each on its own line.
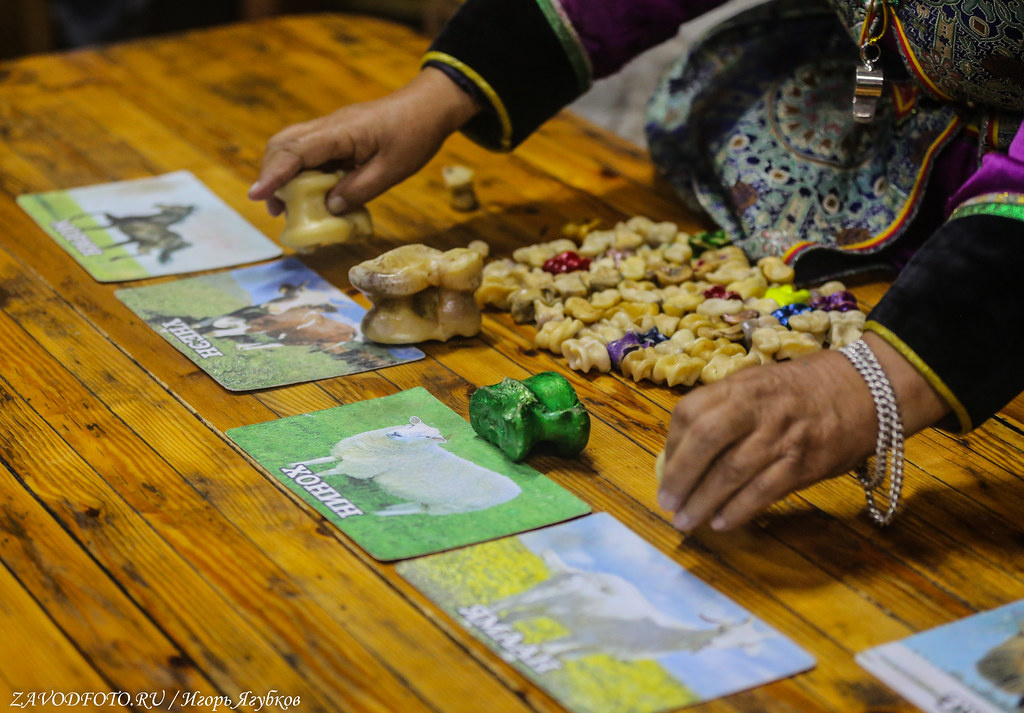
left=838, top=339, right=905, bottom=525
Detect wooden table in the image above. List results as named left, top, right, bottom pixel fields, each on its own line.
left=2, top=13, right=1023, bottom=713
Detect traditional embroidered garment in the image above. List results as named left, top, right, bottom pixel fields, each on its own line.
left=645, top=0, right=1024, bottom=276
left=424, top=0, right=1024, bottom=431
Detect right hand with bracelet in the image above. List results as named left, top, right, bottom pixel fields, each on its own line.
left=655, top=332, right=950, bottom=533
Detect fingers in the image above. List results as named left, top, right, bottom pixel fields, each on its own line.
left=249, top=69, right=473, bottom=217
left=249, top=108, right=437, bottom=217
left=659, top=405, right=778, bottom=532
left=707, top=459, right=802, bottom=531
left=264, top=195, right=286, bottom=217
left=657, top=384, right=751, bottom=515
left=655, top=356, right=860, bottom=533
left=673, top=449, right=802, bottom=532
left=249, top=117, right=360, bottom=208
left=326, top=153, right=408, bottom=213
left=659, top=432, right=799, bottom=533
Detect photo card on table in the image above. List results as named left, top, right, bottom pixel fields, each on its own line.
left=17, top=170, right=281, bottom=281
left=857, top=598, right=1024, bottom=713
left=116, top=257, right=423, bottom=390
left=227, top=387, right=592, bottom=561
left=397, top=512, right=816, bottom=713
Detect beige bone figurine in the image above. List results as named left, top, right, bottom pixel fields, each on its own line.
left=274, top=170, right=373, bottom=252
left=349, top=243, right=487, bottom=344
left=442, top=164, right=479, bottom=211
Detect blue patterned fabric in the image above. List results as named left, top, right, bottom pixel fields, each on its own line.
left=645, top=0, right=1022, bottom=282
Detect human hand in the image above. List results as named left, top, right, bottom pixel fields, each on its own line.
left=656, top=332, right=949, bottom=532
left=248, top=67, right=480, bottom=216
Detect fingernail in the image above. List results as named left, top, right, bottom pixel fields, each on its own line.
left=711, top=515, right=727, bottom=531
left=673, top=511, right=694, bottom=532
left=327, top=195, right=347, bottom=214
left=657, top=489, right=680, bottom=513
left=248, top=181, right=263, bottom=197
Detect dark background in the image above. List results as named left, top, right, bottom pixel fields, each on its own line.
left=0, top=0, right=462, bottom=59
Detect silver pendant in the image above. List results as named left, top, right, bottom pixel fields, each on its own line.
left=852, top=43, right=884, bottom=123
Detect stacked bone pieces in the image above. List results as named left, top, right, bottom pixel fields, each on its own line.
left=474, top=216, right=866, bottom=387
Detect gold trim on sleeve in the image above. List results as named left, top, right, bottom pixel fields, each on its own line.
left=864, top=320, right=972, bottom=433
left=422, top=51, right=513, bottom=151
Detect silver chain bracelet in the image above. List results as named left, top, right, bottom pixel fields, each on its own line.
left=838, top=339, right=905, bottom=526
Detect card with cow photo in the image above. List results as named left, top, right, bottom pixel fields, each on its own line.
left=17, top=170, right=281, bottom=282
left=226, top=387, right=591, bottom=561
left=116, top=257, right=423, bottom=390
left=857, top=599, right=1024, bottom=713
left=397, top=512, right=815, bottom=713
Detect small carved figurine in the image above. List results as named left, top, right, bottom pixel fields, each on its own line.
left=442, top=164, right=479, bottom=211
left=275, top=170, right=373, bottom=252
left=349, top=243, right=485, bottom=344
left=469, top=371, right=590, bottom=461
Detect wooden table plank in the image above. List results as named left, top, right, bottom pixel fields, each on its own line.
left=0, top=441, right=214, bottom=697
left=0, top=274, right=413, bottom=713
left=0, top=554, right=128, bottom=706
left=0, top=244, right=544, bottom=712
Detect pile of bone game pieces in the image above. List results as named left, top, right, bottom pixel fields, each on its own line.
left=475, top=217, right=866, bottom=387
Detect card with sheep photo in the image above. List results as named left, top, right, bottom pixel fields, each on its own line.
left=117, top=257, right=424, bottom=390
left=226, top=387, right=592, bottom=561
left=397, top=512, right=816, bottom=713
left=18, top=170, right=281, bottom=282
left=857, top=598, right=1024, bottom=713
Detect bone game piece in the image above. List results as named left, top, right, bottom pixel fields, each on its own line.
left=349, top=243, right=485, bottom=344
left=274, top=170, right=373, bottom=252
left=442, top=164, right=479, bottom=211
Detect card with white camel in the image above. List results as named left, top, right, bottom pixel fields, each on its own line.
left=227, top=387, right=591, bottom=560
left=857, top=598, right=1024, bottom=713
left=117, top=257, right=424, bottom=390
left=18, top=170, right=281, bottom=282
left=398, top=513, right=815, bottom=713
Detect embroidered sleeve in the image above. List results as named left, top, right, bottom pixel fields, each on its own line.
left=866, top=212, right=1024, bottom=433
left=557, top=0, right=724, bottom=78
left=424, top=0, right=725, bottom=150
left=943, top=122, right=1024, bottom=225
left=868, top=123, right=1024, bottom=431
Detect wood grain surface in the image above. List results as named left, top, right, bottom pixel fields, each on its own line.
left=1, top=13, right=1022, bottom=713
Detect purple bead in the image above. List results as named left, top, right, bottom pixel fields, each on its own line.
left=827, top=290, right=858, bottom=312
left=607, top=332, right=641, bottom=369
left=808, top=295, right=831, bottom=311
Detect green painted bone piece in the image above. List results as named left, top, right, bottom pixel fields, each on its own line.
left=468, top=371, right=590, bottom=461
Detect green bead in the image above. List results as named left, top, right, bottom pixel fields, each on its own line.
left=688, top=229, right=730, bottom=256
left=469, top=372, right=591, bottom=462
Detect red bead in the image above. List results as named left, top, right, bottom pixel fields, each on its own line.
left=702, top=284, right=741, bottom=300
left=542, top=250, right=592, bottom=274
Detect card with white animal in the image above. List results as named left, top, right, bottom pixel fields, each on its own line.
left=17, top=170, right=281, bottom=282
left=226, top=387, right=592, bottom=561
left=397, top=512, right=815, bottom=713
left=857, top=598, right=1024, bottom=713
left=117, top=257, right=423, bottom=390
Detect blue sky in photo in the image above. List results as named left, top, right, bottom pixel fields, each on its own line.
left=516, top=514, right=815, bottom=699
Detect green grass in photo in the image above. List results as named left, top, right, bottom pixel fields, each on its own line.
left=400, top=537, right=699, bottom=713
